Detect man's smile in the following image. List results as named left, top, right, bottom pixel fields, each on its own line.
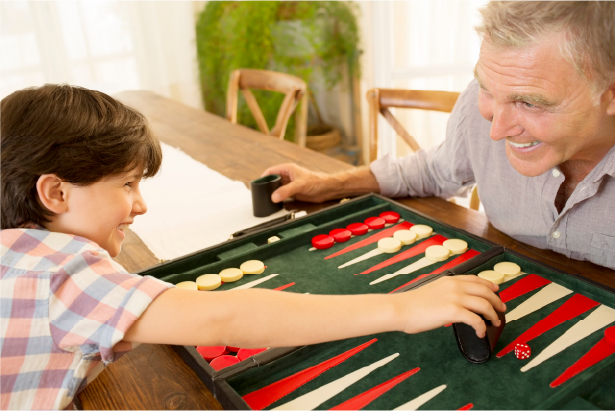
left=508, top=140, right=542, bottom=148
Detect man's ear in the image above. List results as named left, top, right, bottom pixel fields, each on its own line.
left=605, top=82, right=615, bottom=116
left=36, top=174, right=69, bottom=214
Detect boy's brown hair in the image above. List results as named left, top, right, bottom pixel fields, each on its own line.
left=1, top=84, right=162, bottom=229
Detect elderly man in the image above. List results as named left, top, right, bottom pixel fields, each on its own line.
left=262, top=1, right=615, bottom=269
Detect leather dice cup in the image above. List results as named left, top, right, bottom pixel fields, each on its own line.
left=250, top=174, right=283, bottom=217
left=453, top=309, right=507, bottom=364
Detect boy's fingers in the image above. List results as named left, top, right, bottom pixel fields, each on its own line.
left=455, top=274, right=499, bottom=292
left=461, top=295, right=500, bottom=326
left=461, top=282, right=507, bottom=313
left=455, top=310, right=488, bottom=338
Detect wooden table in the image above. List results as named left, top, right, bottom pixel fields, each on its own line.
left=77, top=91, right=615, bottom=410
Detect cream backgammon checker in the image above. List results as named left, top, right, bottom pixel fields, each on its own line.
left=220, top=268, right=244, bottom=282
left=369, top=239, right=468, bottom=285
left=175, top=281, right=199, bottom=290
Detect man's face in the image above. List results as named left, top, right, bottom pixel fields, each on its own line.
left=475, top=35, right=614, bottom=177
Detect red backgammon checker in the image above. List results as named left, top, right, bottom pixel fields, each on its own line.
left=237, top=348, right=267, bottom=362
left=210, top=355, right=240, bottom=370
left=311, top=234, right=334, bottom=250
left=365, top=216, right=385, bottom=229
left=330, top=228, right=352, bottom=242
left=347, top=222, right=369, bottom=235
left=196, top=345, right=226, bottom=362
left=379, top=211, right=400, bottom=224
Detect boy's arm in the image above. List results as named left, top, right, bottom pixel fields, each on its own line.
left=123, top=275, right=505, bottom=348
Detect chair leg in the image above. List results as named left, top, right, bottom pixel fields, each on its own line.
left=295, top=93, right=308, bottom=147
left=469, top=185, right=480, bottom=211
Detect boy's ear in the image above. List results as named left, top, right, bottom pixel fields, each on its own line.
left=36, top=174, right=69, bottom=214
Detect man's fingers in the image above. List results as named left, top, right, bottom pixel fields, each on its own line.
left=271, top=182, right=300, bottom=203
left=261, top=163, right=295, bottom=178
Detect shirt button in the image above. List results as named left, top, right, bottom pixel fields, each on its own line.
left=552, top=231, right=561, bottom=239
left=552, top=169, right=561, bottom=178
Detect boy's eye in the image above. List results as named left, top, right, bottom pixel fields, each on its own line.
left=125, top=182, right=132, bottom=187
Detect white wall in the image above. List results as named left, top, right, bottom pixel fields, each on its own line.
left=1, top=1, right=205, bottom=109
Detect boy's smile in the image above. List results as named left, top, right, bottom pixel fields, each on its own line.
left=43, top=167, right=147, bottom=257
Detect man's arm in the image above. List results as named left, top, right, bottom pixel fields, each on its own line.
left=261, top=164, right=380, bottom=203
left=123, top=275, right=505, bottom=348
left=262, top=80, right=482, bottom=203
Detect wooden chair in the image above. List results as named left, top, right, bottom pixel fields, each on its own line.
left=226, top=68, right=308, bottom=146
left=366, top=88, right=480, bottom=211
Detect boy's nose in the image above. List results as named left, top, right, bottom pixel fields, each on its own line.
left=133, top=194, right=148, bottom=215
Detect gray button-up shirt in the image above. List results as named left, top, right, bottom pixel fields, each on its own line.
left=370, top=80, right=615, bottom=269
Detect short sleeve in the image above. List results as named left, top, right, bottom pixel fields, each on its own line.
left=48, top=248, right=172, bottom=364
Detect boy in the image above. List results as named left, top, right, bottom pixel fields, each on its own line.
left=0, top=85, right=505, bottom=410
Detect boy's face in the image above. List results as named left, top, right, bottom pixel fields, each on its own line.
left=53, top=167, right=147, bottom=257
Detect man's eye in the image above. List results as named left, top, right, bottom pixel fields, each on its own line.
left=523, top=102, right=537, bottom=108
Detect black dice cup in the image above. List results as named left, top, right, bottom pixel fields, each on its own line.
left=250, top=174, right=283, bottom=217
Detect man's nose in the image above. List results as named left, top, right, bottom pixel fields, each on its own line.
left=489, top=103, right=524, bottom=141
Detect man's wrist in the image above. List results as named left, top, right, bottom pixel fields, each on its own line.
left=326, top=167, right=380, bottom=200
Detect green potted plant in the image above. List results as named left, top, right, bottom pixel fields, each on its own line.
left=196, top=1, right=361, bottom=145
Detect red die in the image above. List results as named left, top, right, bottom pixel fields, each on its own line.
left=515, top=343, right=532, bottom=360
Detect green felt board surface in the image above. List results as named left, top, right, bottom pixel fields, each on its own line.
left=225, top=253, right=615, bottom=410
left=137, top=196, right=614, bottom=409
left=142, top=196, right=493, bottom=295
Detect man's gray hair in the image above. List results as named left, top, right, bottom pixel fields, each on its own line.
left=476, top=1, right=615, bottom=94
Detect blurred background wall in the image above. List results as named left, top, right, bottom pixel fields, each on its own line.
left=1, top=1, right=486, bottom=165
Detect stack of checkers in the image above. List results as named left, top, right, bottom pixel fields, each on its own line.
left=174, top=260, right=266, bottom=291
left=515, top=343, right=532, bottom=360
left=196, top=346, right=268, bottom=371
left=312, top=211, right=402, bottom=250
left=477, top=262, right=522, bottom=285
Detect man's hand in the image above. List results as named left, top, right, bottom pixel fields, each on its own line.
left=261, top=163, right=332, bottom=203
left=394, top=275, right=506, bottom=337
left=261, top=163, right=381, bottom=204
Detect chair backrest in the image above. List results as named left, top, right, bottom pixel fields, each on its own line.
left=366, top=88, right=460, bottom=162
left=367, top=88, right=480, bottom=211
left=226, top=69, right=307, bottom=141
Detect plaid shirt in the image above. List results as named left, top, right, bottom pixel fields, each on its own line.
left=1, top=228, right=172, bottom=410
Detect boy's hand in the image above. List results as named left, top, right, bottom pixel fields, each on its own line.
left=395, top=275, right=506, bottom=338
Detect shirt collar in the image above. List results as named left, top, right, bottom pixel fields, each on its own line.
left=589, top=144, right=615, bottom=183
